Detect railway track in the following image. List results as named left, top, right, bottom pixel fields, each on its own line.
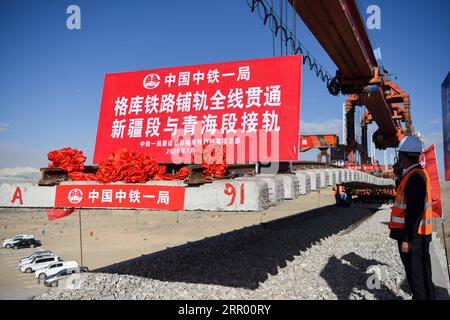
left=38, top=161, right=346, bottom=186
left=35, top=161, right=395, bottom=202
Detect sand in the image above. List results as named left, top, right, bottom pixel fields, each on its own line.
left=0, top=189, right=335, bottom=273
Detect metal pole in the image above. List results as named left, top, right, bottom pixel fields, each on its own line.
left=441, top=221, right=450, bottom=281
left=79, top=209, right=83, bottom=266
left=280, top=0, right=283, bottom=56
left=271, top=0, right=275, bottom=57
left=284, top=0, right=288, bottom=55
left=317, top=189, right=320, bottom=208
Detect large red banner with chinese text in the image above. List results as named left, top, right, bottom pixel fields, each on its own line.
left=55, top=185, right=185, bottom=210
left=93, top=56, right=302, bottom=164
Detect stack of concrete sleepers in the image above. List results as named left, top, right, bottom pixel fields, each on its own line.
left=338, top=169, right=346, bottom=183
left=324, top=169, right=337, bottom=186
left=310, top=169, right=328, bottom=189
left=275, top=174, right=300, bottom=199
left=184, top=178, right=270, bottom=211
left=252, top=175, right=285, bottom=205
left=302, top=170, right=321, bottom=191
left=293, top=171, right=311, bottom=195
left=344, top=169, right=352, bottom=182
left=328, top=169, right=341, bottom=184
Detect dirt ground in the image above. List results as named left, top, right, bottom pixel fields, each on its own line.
left=0, top=189, right=335, bottom=294
left=2, top=184, right=448, bottom=299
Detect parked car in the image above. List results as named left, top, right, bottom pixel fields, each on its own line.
left=2, top=234, right=34, bottom=248
left=19, top=251, right=53, bottom=266
left=44, top=266, right=89, bottom=288
left=19, top=252, right=54, bottom=268
left=35, top=261, right=79, bottom=280
left=20, top=256, right=60, bottom=273
left=11, top=238, right=41, bottom=250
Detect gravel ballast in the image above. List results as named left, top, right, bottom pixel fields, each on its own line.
left=36, top=205, right=413, bottom=300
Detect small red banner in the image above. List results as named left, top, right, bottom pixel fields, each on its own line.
left=422, top=145, right=443, bottom=218
left=55, top=185, right=185, bottom=210
left=47, top=208, right=77, bottom=221
left=299, top=136, right=312, bottom=151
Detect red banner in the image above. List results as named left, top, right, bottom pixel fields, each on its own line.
left=422, top=145, right=443, bottom=218
left=93, top=56, right=302, bottom=164
left=299, top=136, right=312, bottom=151
left=55, top=185, right=185, bottom=211
left=299, top=135, right=338, bottom=152
left=46, top=208, right=77, bottom=221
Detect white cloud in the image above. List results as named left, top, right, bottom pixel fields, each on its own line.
left=427, top=118, right=443, bottom=126
left=0, top=143, right=46, bottom=168
left=0, top=123, right=10, bottom=133
left=0, top=167, right=40, bottom=176
left=422, top=131, right=443, bottom=148
left=0, top=167, right=41, bottom=183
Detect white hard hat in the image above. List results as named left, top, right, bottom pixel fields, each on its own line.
left=398, top=136, right=423, bottom=153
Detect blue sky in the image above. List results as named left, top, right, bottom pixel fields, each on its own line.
left=0, top=0, right=449, bottom=178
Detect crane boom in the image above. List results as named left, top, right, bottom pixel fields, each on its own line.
left=289, top=0, right=411, bottom=157
left=290, top=0, right=376, bottom=84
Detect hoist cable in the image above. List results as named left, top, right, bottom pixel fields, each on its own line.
left=247, top=0, right=341, bottom=96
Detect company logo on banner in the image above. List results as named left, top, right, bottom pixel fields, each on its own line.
left=55, top=185, right=185, bottom=210
left=67, top=188, right=83, bottom=204
left=143, top=74, right=161, bottom=90
left=93, top=56, right=302, bottom=164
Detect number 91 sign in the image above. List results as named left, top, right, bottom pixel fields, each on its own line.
left=224, top=183, right=245, bottom=207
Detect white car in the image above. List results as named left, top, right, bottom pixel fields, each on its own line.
left=35, top=261, right=79, bottom=280
left=44, top=266, right=89, bottom=288
left=19, top=253, right=54, bottom=268
left=2, top=234, right=34, bottom=248
left=20, top=256, right=60, bottom=273
left=19, top=251, right=54, bottom=267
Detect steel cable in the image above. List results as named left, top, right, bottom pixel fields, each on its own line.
left=247, top=0, right=341, bottom=96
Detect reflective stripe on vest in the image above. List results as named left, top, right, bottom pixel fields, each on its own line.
left=389, top=168, right=433, bottom=235
left=391, top=216, right=405, bottom=224
left=390, top=216, right=432, bottom=227
left=393, top=202, right=407, bottom=209
left=420, top=218, right=433, bottom=226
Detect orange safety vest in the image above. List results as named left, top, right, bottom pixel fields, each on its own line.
left=389, top=167, right=433, bottom=235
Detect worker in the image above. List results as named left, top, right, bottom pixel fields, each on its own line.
left=334, top=184, right=351, bottom=207
left=389, top=136, right=435, bottom=300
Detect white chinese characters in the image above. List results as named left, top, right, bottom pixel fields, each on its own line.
left=109, top=63, right=286, bottom=157
left=86, top=188, right=171, bottom=206
left=110, top=85, right=282, bottom=140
